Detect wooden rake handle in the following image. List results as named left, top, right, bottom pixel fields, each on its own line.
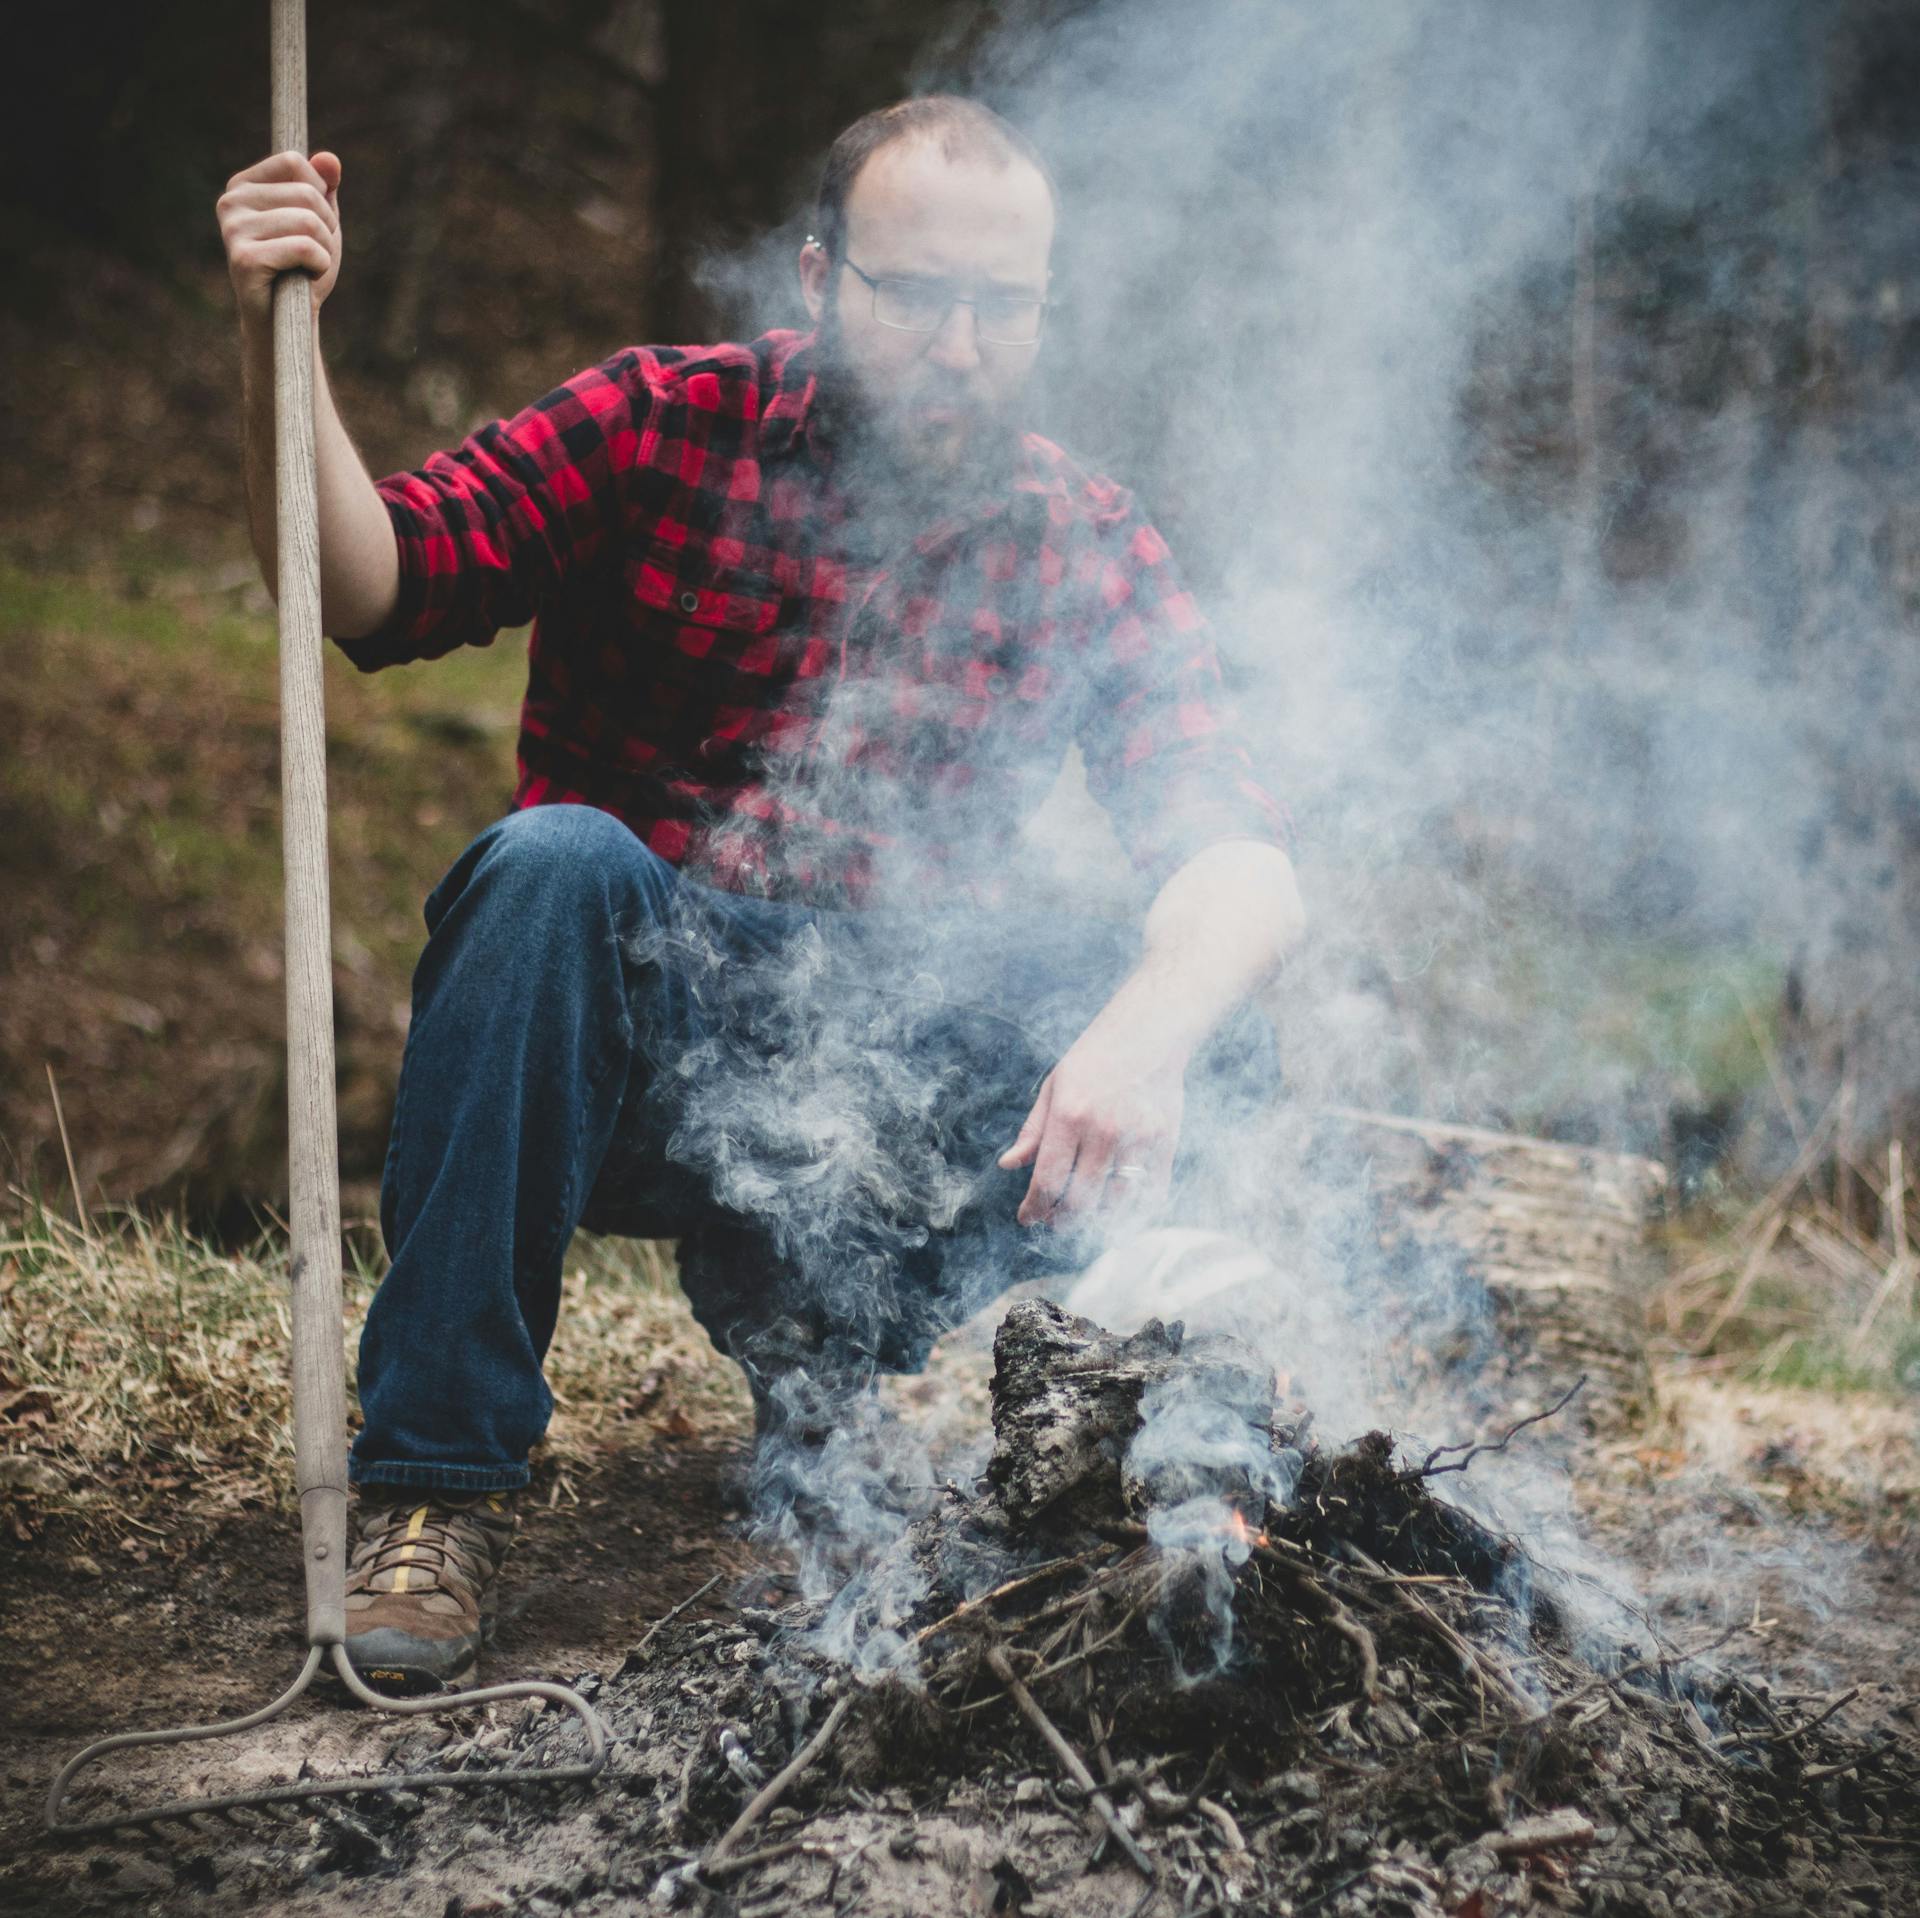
left=271, top=0, right=348, bottom=1645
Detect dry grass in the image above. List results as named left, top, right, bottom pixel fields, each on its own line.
left=9, top=1108, right=1917, bottom=1547
left=0, top=1188, right=744, bottom=1541
left=1653, top=1130, right=1920, bottom=1401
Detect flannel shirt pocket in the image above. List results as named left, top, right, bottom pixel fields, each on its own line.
left=628, top=547, right=780, bottom=648
left=613, top=547, right=798, bottom=792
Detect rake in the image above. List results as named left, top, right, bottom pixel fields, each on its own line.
left=46, top=0, right=608, bottom=1838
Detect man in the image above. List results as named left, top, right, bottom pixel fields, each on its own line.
left=217, top=97, right=1304, bottom=1692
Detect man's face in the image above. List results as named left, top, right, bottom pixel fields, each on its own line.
left=801, top=138, right=1055, bottom=485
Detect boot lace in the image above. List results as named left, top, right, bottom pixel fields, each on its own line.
left=350, top=1496, right=511, bottom=1598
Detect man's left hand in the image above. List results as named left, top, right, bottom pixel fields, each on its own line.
left=997, top=1018, right=1188, bottom=1226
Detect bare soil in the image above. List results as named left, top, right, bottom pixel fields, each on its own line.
left=0, top=1432, right=757, bottom=1914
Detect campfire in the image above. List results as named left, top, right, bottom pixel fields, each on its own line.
left=321, top=1299, right=1916, bottom=1917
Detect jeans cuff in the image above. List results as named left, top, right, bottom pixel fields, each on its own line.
left=349, top=1459, right=531, bottom=1493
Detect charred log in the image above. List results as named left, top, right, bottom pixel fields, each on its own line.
left=984, top=1302, right=1274, bottom=1528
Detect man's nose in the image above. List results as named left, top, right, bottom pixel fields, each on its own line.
left=924, top=300, right=982, bottom=372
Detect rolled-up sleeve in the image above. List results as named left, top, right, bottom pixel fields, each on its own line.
left=335, top=352, right=644, bottom=671
left=1076, top=496, right=1293, bottom=887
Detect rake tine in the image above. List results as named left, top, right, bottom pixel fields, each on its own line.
left=46, top=1644, right=609, bottom=1841
left=324, top=1642, right=610, bottom=1786
left=46, top=1646, right=328, bottom=1840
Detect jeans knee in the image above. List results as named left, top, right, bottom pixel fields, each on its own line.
left=431, top=805, right=674, bottom=936
left=487, top=802, right=641, bottom=874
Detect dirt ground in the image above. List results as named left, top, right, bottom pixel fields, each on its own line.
left=0, top=1431, right=759, bottom=1912
left=1, top=1327, right=1916, bottom=1916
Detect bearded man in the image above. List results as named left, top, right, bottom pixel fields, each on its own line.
left=217, top=96, right=1303, bottom=1692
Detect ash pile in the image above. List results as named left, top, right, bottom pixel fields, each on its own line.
left=348, top=1302, right=1914, bottom=1917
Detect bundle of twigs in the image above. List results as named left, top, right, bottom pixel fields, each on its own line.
left=694, top=1306, right=1591, bottom=1887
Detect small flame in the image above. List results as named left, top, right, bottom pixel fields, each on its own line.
left=1224, top=1509, right=1269, bottom=1550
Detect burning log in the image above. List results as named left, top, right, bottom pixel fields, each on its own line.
left=984, top=1307, right=1274, bottom=1527
left=863, top=1299, right=1557, bottom=1760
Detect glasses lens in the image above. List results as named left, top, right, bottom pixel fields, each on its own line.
left=867, top=275, right=1046, bottom=345
left=977, top=298, right=1045, bottom=346
left=872, top=280, right=952, bottom=332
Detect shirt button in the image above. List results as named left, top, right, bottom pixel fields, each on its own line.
left=679, top=590, right=700, bottom=613
left=986, top=670, right=1008, bottom=692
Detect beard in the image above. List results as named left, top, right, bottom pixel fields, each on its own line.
left=812, top=300, right=1024, bottom=522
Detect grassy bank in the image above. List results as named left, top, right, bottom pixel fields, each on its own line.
left=0, top=556, right=528, bottom=1214
left=5, top=1157, right=1917, bottom=1549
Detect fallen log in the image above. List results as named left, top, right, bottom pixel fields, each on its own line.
left=1316, top=1107, right=1668, bottom=1437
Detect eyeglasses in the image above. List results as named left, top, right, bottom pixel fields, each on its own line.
left=840, top=257, right=1051, bottom=347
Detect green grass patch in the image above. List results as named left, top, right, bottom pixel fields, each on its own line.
left=0, top=555, right=539, bottom=1201
left=1740, top=1334, right=1909, bottom=1399
left=1534, top=934, right=1784, bottom=1100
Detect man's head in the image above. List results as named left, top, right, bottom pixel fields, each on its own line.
left=799, top=97, right=1057, bottom=488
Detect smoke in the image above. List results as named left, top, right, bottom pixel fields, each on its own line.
left=1127, top=1370, right=1302, bottom=1678
left=693, top=0, right=1920, bottom=1144
left=658, top=0, right=1917, bottom=1661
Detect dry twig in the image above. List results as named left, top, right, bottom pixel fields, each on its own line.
left=1345, top=1547, right=1538, bottom=1721
left=1692, top=1209, right=1788, bottom=1355
left=909, top=1551, right=1100, bottom=1649
left=1419, top=1375, right=1588, bottom=1477
left=43, top=1067, right=91, bottom=1240
left=1541, top=1625, right=1744, bottom=1720
left=985, top=1644, right=1155, bottom=1879
left=1252, top=1546, right=1381, bottom=1704
left=699, top=1837, right=838, bottom=1882
left=630, top=1573, right=722, bottom=1664
left=999, top=1607, right=1142, bottom=1698
left=1717, top=1686, right=1860, bottom=1751
left=1317, top=1590, right=1381, bottom=1704
left=705, top=1693, right=854, bottom=1872
left=1194, top=1795, right=1247, bottom=1852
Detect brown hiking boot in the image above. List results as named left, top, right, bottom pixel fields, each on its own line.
left=343, top=1491, right=517, bottom=1693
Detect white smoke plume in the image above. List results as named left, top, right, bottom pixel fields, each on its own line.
left=668, top=0, right=1914, bottom=1659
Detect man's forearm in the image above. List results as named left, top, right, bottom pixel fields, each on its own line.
left=1097, top=839, right=1306, bottom=1066
left=999, top=839, right=1303, bottom=1220
left=239, top=315, right=400, bottom=640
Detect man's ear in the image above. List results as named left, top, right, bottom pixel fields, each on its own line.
left=798, top=239, right=830, bottom=325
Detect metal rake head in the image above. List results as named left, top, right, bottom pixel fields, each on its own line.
left=45, top=1643, right=608, bottom=1841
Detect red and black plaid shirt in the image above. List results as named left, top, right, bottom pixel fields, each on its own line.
left=346, top=329, right=1287, bottom=907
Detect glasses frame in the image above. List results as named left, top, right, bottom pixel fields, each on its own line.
left=838, top=257, right=1053, bottom=347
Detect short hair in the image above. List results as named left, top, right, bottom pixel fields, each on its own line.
left=813, top=95, right=1057, bottom=261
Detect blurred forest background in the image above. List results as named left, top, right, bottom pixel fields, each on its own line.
left=1, top=0, right=1918, bottom=1327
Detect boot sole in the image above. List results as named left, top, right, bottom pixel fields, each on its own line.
left=327, top=1611, right=497, bottom=1700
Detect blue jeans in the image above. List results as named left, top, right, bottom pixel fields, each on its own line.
left=349, top=805, right=1279, bottom=1492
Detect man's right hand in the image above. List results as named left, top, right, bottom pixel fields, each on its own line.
left=217, top=149, right=343, bottom=330
left=219, top=145, right=400, bottom=639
